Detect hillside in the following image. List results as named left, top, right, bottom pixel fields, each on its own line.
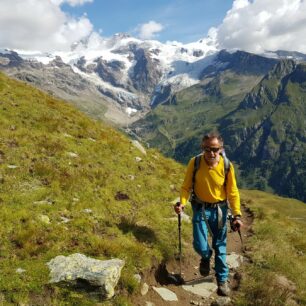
left=0, top=72, right=185, bottom=305
left=220, top=60, right=306, bottom=201
left=1, top=72, right=306, bottom=306
left=131, top=58, right=306, bottom=203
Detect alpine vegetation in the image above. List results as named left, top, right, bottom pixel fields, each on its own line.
left=0, top=72, right=185, bottom=305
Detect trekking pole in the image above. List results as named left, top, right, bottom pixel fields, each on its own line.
left=178, top=212, right=182, bottom=275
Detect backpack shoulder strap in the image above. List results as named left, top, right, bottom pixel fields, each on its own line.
left=222, top=152, right=230, bottom=186
left=192, top=154, right=202, bottom=192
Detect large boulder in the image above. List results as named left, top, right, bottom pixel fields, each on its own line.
left=47, top=253, right=125, bottom=299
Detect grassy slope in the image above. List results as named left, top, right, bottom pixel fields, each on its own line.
left=238, top=190, right=306, bottom=305
left=1, top=72, right=305, bottom=305
left=0, top=72, right=187, bottom=305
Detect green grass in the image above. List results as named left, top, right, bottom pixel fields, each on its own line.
left=0, top=72, right=187, bottom=305
left=235, top=190, right=306, bottom=305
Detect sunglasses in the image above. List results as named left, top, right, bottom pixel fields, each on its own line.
left=204, top=147, right=221, bottom=153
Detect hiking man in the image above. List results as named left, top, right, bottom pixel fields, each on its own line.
left=174, top=132, right=243, bottom=296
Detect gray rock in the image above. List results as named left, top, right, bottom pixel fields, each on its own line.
left=182, top=281, right=217, bottom=298
left=83, top=208, right=92, bottom=214
left=211, top=297, right=231, bottom=306
left=152, top=286, right=178, bottom=301
left=135, top=156, right=142, bottom=162
left=16, top=268, right=26, bottom=274
left=47, top=253, right=125, bottom=299
left=141, top=283, right=149, bottom=296
left=133, top=273, right=141, bottom=284
left=227, top=253, right=243, bottom=269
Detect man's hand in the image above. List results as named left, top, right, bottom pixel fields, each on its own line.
left=174, top=202, right=184, bottom=214
left=232, top=216, right=243, bottom=231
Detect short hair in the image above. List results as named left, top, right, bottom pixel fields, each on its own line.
left=201, top=132, right=224, bottom=147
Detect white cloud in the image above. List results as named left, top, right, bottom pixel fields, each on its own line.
left=50, top=0, right=93, bottom=6
left=214, top=0, right=306, bottom=53
left=137, top=21, right=164, bottom=40
left=0, top=0, right=93, bottom=52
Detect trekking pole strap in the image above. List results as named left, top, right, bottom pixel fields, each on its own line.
left=201, top=205, right=214, bottom=238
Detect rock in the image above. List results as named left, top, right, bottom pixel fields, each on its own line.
left=152, top=287, right=178, bottom=301
left=7, top=165, right=18, bottom=169
left=47, top=253, right=125, bottom=299
left=141, top=283, right=149, bottom=296
left=60, top=217, right=70, bottom=223
left=211, top=297, right=231, bottom=306
left=16, top=268, right=26, bottom=274
left=39, top=215, right=50, bottom=224
left=63, top=133, right=73, bottom=138
left=135, top=156, right=142, bottom=162
left=133, top=273, right=141, bottom=284
left=67, top=152, right=78, bottom=158
left=145, top=302, right=155, bottom=306
left=83, top=208, right=93, bottom=214
left=131, top=140, right=147, bottom=155
left=182, top=281, right=217, bottom=298
left=226, top=253, right=243, bottom=269
left=33, top=199, right=53, bottom=205
left=190, top=300, right=204, bottom=305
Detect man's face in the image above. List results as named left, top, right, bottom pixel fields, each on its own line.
left=202, top=137, right=222, bottom=165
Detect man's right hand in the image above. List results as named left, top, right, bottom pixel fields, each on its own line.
left=174, top=202, right=184, bottom=214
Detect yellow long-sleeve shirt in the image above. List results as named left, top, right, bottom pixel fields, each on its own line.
left=180, top=155, right=241, bottom=216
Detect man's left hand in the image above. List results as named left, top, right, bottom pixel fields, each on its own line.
left=233, top=216, right=243, bottom=231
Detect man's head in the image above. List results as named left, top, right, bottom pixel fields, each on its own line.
left=201, top=132, right=223, bottom=166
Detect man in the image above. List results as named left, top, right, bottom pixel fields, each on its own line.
left=174, top=132, right=243, bottom=296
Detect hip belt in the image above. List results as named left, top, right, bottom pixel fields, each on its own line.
left=191, top=195, right=228, bottom=237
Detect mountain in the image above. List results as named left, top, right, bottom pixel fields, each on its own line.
left=130, top=54, right=306, bottom=203
left=220, top=60, right=306, bottom=201
left=129, top=50, right=279, bottom=159
left=0, top=33, right=217, bottom=126
left=1, top=35, right=305, bottom=202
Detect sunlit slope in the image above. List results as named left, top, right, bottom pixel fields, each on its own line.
left=237, top=190, right=306, bottom=305
left=0, top=72, right=184, bottom=305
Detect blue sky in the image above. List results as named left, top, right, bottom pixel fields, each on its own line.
left=61, top=0, right=233, bottom=43
left=2, top=0, right=306, bottom=53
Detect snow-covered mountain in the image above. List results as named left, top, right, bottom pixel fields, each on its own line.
left=0, top=33, right=218, bottom=124
left=0, top=33, right=305, bottom=125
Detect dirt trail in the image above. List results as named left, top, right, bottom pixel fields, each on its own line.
left=131, top=204, right=254, bottom=306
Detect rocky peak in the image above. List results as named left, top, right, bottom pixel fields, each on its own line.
left=130, top=48, right=162, bottom=93
left=0, top=51, right=24, bottom=67
left=48, top=56, right=67, bottom=68
left=266, top=59, right=296, bottom=80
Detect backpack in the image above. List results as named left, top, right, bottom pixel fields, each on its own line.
left=191, top=150, right=230, bottom=193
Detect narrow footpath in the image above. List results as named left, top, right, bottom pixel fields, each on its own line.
left=131, top=204, right=254, bottom=306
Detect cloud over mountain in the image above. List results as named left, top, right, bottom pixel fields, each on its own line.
left=1, top=0, right=306, bottom=54
left=137, top=21, right=164, bottom=40
left=215, top=0, right=306, bottom=53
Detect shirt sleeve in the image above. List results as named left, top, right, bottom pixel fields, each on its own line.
left=180, top=157, right=195, bottom=205
left=226, top=163, right=241, bottom=216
